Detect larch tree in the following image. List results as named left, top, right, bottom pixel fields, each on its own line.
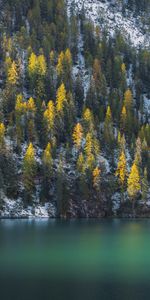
left=115, top=150, right=128, bottom=199
left=0, top=123, right=5, bottom=147
left=83, top=108, right=94, bottom=132
left=56, top=83, right=67, bottom=113
left=7, top=61, right=18, bottom=85
left=124, top=89, right=133, bottom=111
left=104, top=106, right=114, bottom=145
left=28, top=52, right=37, bottom=76
left=44, top=100, right=55, bottom=138
left=72, top=123, right=83, bottom=150
left=93, top=166, right=101, bottom=199
left=127, top=162, right=141, bottom=215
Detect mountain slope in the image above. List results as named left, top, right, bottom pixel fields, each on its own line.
left=67, top=0, right=150, bottom=48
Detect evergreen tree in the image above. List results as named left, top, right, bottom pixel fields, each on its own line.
left=23, top=143, right=37, bottom=202
left=141, top=168, right=149, bottom=207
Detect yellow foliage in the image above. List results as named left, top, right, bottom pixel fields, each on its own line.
left=77, top=152, right=85, bottom=174
left=43, top=143, right=52, bottom=167
left=56, top=51, right=64, bottom=76
left=116, top=151, right=128, bottom=187
left=93, top=167, right=101, bottom=188
left=85, top=132, right=93, bottom=156
left=72, top=123, right=83, bottom=149
left=24, top=143, right=35, bottom=163
left=37, top=54, right=47, bottom=76
left=8, top=61, right=18, bottom=85
left=127, top=162, right=141, bottom=199
left=83, top=108, right=94, bottom=130
left=106, top=106, right=112, bottom=121
left=0, top=123, right=5, bottom=145
left=15, top=94, right=27, bottom=114
left=56, top=83, right=67, bottom=113
left=65, top=48, right=72, bottom=65
left=44, top=100, right=55, bottom=131
left=28, top=52, right=37, bottom=75
left=28, top=52, right=47, bottom=76
left=124, top=89, right=133, bottom=110
left=121, top=63, right=126, bottom=74
left=27, top=97, right=36, bottom=113
left=86, top=153, right=95, bottom=170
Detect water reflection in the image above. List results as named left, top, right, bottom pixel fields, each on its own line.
left=0, top=219, right=150, bottom=299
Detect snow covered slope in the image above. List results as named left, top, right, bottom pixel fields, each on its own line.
left=67, top=0, right=150, bottom=48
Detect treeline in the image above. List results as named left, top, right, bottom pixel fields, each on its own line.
left=0, top=0, right=149, bottom=216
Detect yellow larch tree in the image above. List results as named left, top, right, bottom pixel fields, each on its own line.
left=65, top=48, right=72, bottom=65
left=27, top=97, right=36, bottom=113
left=127, top=162, right=141, bottom=213
left=116, top=150, right=128, bottom=193
left=56, top=51, right=65, bottom=76
left=44, top=100, right=55, bottom=134
left=28, top=52, right=37, bottom=75
left=7, top=61, right=18, bottom=85
left=56, top=83, right=67, bottom=113
left=93, top=167, right=101, bottom=189
left=83, top=108, right=94, bottom=131
left=23, top=143, right=37, bottom=196
left=72, top=123, right=83, bottom=149
left=124, top=89, right=133, bottom=111
left=37, top=54, right=47, bottom=76
left=0, top=123, right=5, bottom=147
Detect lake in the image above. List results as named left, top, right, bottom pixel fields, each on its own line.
left=0, top=219, right=150, bottom=300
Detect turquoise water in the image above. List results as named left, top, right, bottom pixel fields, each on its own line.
left=1, top=219, right=150, bottom=299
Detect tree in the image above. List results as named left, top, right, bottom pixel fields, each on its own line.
left=120, top=105, right=127, bottom=133
left=93, top=167, right=101, bottom=200
left=7, top=61, right=18, bottom=85
left=116, top=150, right=128, bottom=199
left=56, top=156, right=69, bottom=217
left=56, top=83, right=67, bottom=113
left=0, top=123, right=5, bottom=147
left=44, top=100, right=55, bottom=138
left=28, top=52, right=37, bottom=76
left=37, top=54, right=47, bottom=76
left=23, top=143, right=37, bottom=201
left=104, top=106, right=114, bottom=145
left=83, top=108, right=94, bottom=132
left=72, top=123, right=83, bottom=150
left=127, top=162, right=141, bottom=215
left=141, top=168, right=149, bottom=207
left=124, top=89, right=133, bottom=111
left=41, top=143, right=53, bottom=202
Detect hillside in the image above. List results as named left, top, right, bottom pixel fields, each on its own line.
left=0, top=0, right=149, bottom=218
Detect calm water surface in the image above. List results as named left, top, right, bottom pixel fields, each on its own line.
left=0, top=219, right=150, bottom=300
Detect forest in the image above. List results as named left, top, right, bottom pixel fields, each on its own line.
left=0, top=0, right=149, bottom=218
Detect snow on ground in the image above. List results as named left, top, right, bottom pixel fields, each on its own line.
left=143, top=95, right=150, bottom=122
left=72, top=19, right=91, bottom=98
left=0, top=196, right=56, bottom=218
left=67, top=0, right=150, bottom=48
